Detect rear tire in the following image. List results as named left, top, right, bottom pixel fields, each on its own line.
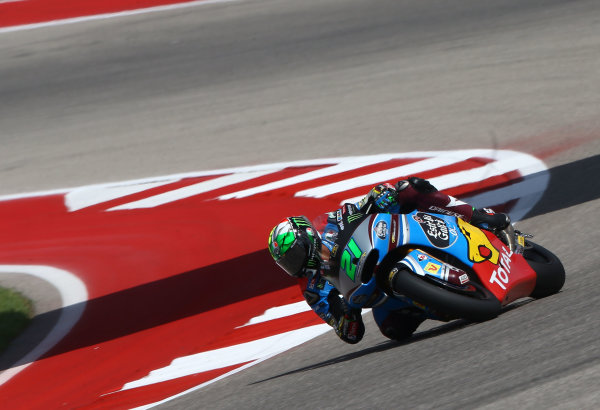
left=391, top=268, right=501, bottom=322
left=523, top=241, right=565, bottom=298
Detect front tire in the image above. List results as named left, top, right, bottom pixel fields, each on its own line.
left=391, top=268, right=501, bottom=322
left=523, top=241, right=565, bottom=298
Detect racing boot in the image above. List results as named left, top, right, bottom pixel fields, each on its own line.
left=470, top=208, right=510, bottom=231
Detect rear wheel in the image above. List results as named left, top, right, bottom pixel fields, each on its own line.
left=391, top=267, right=501, bottom=322
left=523, top=241, right=565, bottom=298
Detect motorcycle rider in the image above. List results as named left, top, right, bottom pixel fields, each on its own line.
left=267, top=177, right=510, bottom=344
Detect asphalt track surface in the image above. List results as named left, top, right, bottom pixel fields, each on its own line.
left=1, top=0, right=599, bottom=408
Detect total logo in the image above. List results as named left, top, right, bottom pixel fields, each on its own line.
left=489, top=246, right=514, bottom=290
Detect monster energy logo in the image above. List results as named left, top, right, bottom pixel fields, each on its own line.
left=347, top=213, right=364, bottom=223
left=290, top=216, right=310, bottom=228
left=306, top=258, right=319, bottom=268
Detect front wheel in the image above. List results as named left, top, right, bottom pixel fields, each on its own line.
left=523, top=241, right=565, bottom=298
left=391, top=267, right=501, bottom=322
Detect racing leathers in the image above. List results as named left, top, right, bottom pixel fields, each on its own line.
left=298, top=177, right=509, bottom=344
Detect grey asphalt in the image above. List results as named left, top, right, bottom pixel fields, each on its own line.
left=0, top=0, right=599, bottom=408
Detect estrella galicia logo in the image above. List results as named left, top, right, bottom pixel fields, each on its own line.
left=375, top=220, right=388, bottom=239
left=413, top=212, right=458, bottom=248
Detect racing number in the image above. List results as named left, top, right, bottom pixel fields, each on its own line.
left=341, top=238, right=362, bottom=281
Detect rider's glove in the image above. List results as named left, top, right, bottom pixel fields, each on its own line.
left=470, top=208, right=510, bottom=231
left=371, top=183, right=400, bottom=212
left=334, top=309, right=365, bottom=344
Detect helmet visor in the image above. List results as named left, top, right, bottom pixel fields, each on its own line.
left=275, top=237, right=310, bottom=277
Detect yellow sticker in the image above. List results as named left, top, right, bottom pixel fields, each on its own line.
left=424, top=262, right=441, bottom=274
left=457, top=218, right=500, bottom=264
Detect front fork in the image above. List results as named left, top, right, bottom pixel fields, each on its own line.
left=495, top=222, right=533, bottom=255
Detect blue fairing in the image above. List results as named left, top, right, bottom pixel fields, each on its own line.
left=338, top=210, right=480, bottom=310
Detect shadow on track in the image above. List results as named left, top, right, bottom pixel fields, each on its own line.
left=248, top=299, right=535, bottom=385
left=248, top=319, right=472, bottom=385
left=0, top=250, right=295, bottom=371
left=524, top=154, right=600, bottom=218
left=1, top=154, right=597, bottom=371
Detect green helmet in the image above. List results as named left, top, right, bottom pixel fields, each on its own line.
left=268, top=216, right=322, bottom=278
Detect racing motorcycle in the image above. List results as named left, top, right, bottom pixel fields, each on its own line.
left=327, top=210, right=565, bottom=322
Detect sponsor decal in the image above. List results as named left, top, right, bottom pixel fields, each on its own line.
left=375, top=221, right=388, bottom=239
left=448, top=225, right=458, bottom=237
left=457, top=218, right=500, bottom=264
left=324, top=229, right=338, bottom=242
left=424, top=262, right=441, bottom=274
left=417, top=253, right=427, bottom=261
left=391, top=217, right=397, bottom=244
left=459, top=273, right=470, bottom=284
left=336, top=209, right=345, bottom=230
left=347, top=213, right=364, bottom=223
left=428, top=205, right=464, bottom=218
left=413, top=212, right=457, bottom=248
left=330, top=244, right=339, bottom=258
left=346, top=208, right=364, bottom=223
left=489, top=246, right=514, bottom=290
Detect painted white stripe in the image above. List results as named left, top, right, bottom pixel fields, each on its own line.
left=121, top=323, right=331, bottom=392
left=236, top=301, right=312, bottom=328
left=218, top=155, right=399, bottom=200
left=0, top=150, right=520, bottom=206
left=0, top=266, right=88, bottom=386
left=462, top=171, right=550, bottom=221
left=65, top=180, right=177, bottom=212
left=128, top=357, right=277, bottom=409
left=295, top=155, right=464, bottom=199
left=0, top=153, right=401, bottom=203
left=0, top=0, right=241, bottom=34
left=108, top=169, right=277, bottom=210
left=427, top=151, right=547, bottom=192
left=339, top=150, right=547, bottom=206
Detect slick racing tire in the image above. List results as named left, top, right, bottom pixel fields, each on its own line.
left=523, top=241, right=566, bottom=298
left=391, top=268, right=501, bottom=322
